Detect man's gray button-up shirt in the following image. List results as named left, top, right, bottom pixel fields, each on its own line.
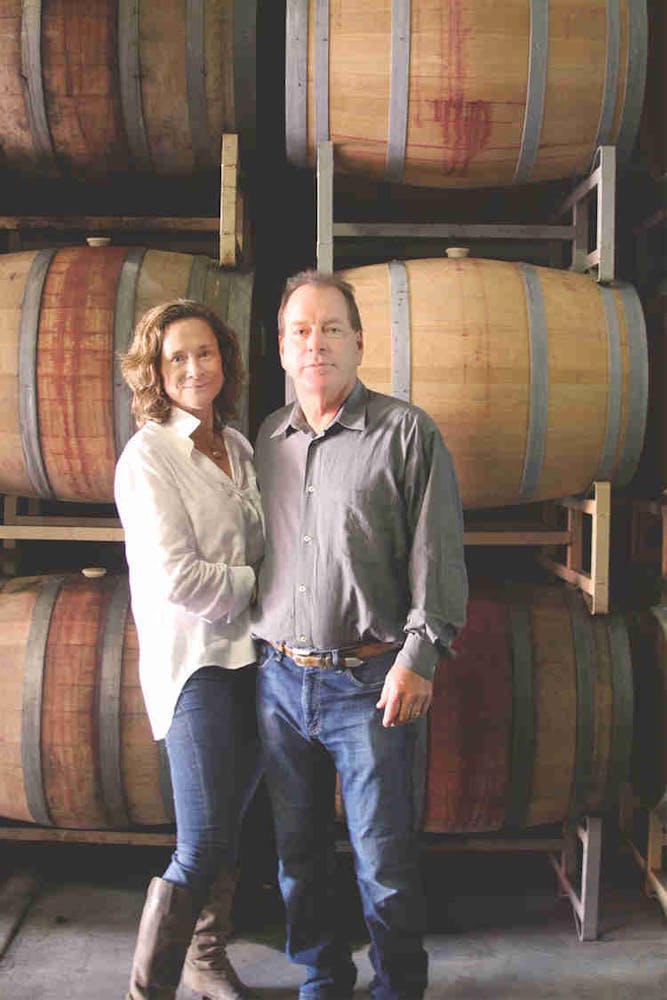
left=252, top=380, right=468, bottom=680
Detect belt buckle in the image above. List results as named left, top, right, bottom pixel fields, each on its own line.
left=293, top=648, right=336, bottom=670
left=290, top=647, right=314, bottom=667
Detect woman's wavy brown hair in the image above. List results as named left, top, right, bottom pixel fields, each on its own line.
left=120, top=299, right=245, bottom=429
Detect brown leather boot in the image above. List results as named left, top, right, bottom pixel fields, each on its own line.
left=126, top=877, right=199, bottom=1000
left=181, top=870, right=252, bottom=1000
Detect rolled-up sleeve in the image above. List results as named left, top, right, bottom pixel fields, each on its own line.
left=115, top=446, right=255, bottom=624
left=397, top=418, right=468, bottom=680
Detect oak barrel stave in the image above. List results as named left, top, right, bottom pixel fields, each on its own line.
left=423, top=585, right=634, bottom=833
left=286, top=0, right=647, bottom=188
left=0, top=246, right=253, bottom=502
left=0, top=0, right=255, bottom=177
left=342, top=257, right=648, bottom=509
left=0, top=575, right=171, bottom=830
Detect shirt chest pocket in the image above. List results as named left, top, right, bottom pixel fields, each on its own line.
left=340, top=487, right=407, bottom=566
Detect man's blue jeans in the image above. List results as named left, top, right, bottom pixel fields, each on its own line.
left=256, top=646, right=428, bottom=1000
left=163, top=665, right=262, bottom=895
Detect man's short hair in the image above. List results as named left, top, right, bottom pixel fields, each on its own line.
left=278, top=270, right=362, bottom=336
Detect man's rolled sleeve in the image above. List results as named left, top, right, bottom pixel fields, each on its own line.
left=395, top=632, right=440, bottom=680
left=401, top=414, right=468, bottom=678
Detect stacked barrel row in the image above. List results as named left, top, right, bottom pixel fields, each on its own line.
left=0, top=1, right=651, bottom=186
left=0, top=0, right=257, bottom=176
left=0, top=572, right=642, bottom=833
left=0, top=1, right=663, bottom=835
left=3, top=569, right=666, bottom=835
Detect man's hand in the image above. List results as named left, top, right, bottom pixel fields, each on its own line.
left=376, top=661, right=433, bottom=728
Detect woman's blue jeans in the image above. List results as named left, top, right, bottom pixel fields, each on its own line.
left=163, top=665, right=262, bottom=895
left=256, top=646, right=428, bottom=1000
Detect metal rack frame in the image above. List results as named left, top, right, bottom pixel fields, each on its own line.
left=0, top=134, right=247, bottom=268
left=316, top=142, right=616, bottom=283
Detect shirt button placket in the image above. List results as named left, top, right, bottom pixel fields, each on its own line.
left=295, top=445, right=317, bottom=648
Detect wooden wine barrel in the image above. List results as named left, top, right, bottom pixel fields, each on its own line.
left=0, top=0, right=255, bottom=177
left=626, top=606, right=667, bottom=824
left=0, top=246, right=253, bottom=502
left=341, top=257, right=648, bottom=508
left=423, top=585, right=633, bottom=833
left=0, top=574, right=173, bottom=829
left=286, top=0, right=647, bottom=188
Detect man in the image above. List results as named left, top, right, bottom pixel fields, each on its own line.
left=253, top=271, right=467, bottom=1000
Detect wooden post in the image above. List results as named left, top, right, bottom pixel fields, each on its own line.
left=596, top=146, right=616, bottom=284
left=589, top=481, right=611, bottom=614
left=219, top=134, right=239, bottom=268
left=1, top=495, right=18, bottom=576
left=558, top=146, right=615, bottom=284
left=317, top=141, right=334, bottom=274
left=646, top=811, right=665, bottom=894
left=549, top=816, right=602, bottom=941
left=538, top=482, right=611, bottom=614
left=572, top=199, right=588, bottom=273
left=566, top=507, right=584, bottom=574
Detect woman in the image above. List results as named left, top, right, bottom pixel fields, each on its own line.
left=115, top=300, right=263, bottom=1000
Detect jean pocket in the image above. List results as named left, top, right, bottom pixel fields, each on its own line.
left=257, top=646, right=279, bottom=671
left=343, top=649, right=395, bottom=690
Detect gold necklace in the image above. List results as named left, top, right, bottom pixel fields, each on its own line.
left=208, top=432, right=224, bottom=459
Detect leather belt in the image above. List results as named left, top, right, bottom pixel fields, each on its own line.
left=267, top=640, right=400, bottom=670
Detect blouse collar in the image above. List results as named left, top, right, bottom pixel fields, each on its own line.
left=163, top=406, right=201, bottom=455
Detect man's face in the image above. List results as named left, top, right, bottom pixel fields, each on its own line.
left=279, top=284, right=363, bottom=403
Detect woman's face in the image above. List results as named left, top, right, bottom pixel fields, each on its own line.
left=160, top=317, right=224, bottom=421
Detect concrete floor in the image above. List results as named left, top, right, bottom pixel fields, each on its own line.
left=1, top=836, right=666, bottom=1000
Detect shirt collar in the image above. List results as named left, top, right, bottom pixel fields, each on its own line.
left=159, top=406, right=201, bottom=454
left=270, top=379, right=368, bottom=439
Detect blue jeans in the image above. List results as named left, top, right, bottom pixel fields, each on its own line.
left=163, top=665, right=262, bottom=895
left=256, top=646, right=428, bottom=1000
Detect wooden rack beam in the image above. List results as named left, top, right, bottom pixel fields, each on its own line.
left=0, top=216, right=218, bottom=232
left=219, top=133, right=246, bottom=268
left=0, top=826, right=174, bottom=847
left=333, top=222, right=576, bottom=241
left=464, top=529, right=571, bottom=546
left=0, top=495, right=123, bottom=543
left=316, top=141, right=611, bottom=276
left=549, top=816, right=602, bottom=942
left=620, top=792, right=667, bottom=920
left=341, top=818, right=602, bottom=941
left=539, top=482, right=611, bottom=614
left=0, top=526, right=123, bottom=542
left=555, top=145, right=616, bottom=283
left=0, top=134, right=247, bottom=267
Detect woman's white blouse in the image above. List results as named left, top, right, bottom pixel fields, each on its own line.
left=114, top=406, right=264, bottom=740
